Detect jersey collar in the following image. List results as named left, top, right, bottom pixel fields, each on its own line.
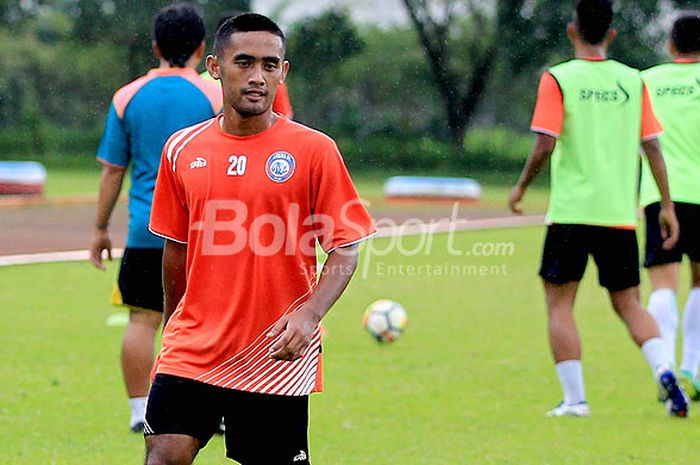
left=146, top=67, right=199, bottom=77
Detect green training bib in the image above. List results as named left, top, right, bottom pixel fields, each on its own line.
left=546, top=59, right=643, bottom=226
left=640, top=62, right=700, bottom=207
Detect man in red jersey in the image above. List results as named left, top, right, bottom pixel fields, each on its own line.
left=144, top=13, right=375, bottom=465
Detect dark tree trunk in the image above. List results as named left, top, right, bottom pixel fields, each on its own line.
left=402, top=0, right=504, bottom=151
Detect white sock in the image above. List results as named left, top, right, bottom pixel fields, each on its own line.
left=647, top=288, right=678, bottom=366
left=128, top=396, right=147, bottom=427
left=681, top=288, right=700, bottom=378
left=641, top=337, right=671, bottom=376
left=555, top=360, right=586, bottom=405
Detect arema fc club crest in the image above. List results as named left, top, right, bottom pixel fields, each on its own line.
left=266, top=151, right=295, bottom=183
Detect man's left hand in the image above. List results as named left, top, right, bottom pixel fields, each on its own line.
left=267, top=304, right=320, bottom=361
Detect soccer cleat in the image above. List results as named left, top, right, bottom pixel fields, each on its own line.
left=546, top=401, right=591, bottom=417
left=130, top=421, right=145, bottom=433
left=657, top=369, right=690, bottom=417
left=678, top=370, right=700, bottom=402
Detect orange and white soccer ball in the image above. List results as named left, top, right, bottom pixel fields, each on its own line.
left=362, top=299, right=408, bottom=343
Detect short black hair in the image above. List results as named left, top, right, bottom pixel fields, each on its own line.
left=217, top=10, right=244, bottom=29
left=671, top=11, right=700, bottom=54
left=575, top=0, right=614, bottom=45
left=153, top=3, right=206, bottom=68
left=214, top=13, right=285, bottom=57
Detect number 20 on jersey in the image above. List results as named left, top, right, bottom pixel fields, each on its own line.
left=228, top=155, right=247, bottom=176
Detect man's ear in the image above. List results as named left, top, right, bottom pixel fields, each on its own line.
left=152, top=40, right=162, bottom=60
left=667, top=40, right=678, bottom=58
left=566, top=22, right=578, bottom=44
left=603, top=28, right=618, bottom=47
left=194, top=42, right=206, bottom=60
left=280, top=60, right=290, bottom=84
left=206, top=55, right=221, bottom=80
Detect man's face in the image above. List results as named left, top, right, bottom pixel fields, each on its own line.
left=208, top=31, right=288, bottom=117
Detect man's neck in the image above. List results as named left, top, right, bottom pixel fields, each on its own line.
left=157, top=57, right=199, bottom=70
left=574, top=43, right=607, bottom=60
left=674, top=53, right=700, bottom=63
left=220, top=107, right=278, bottom=137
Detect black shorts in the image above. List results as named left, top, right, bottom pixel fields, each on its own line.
left=145, top=374, right=311, bottom=465
left=114, top=248, right=164, bottom=312
left=644, top=202, right=700, bottom=268
left=539, top=224, right=640, bottom=291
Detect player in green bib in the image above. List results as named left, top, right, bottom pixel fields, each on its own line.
left=639, top=12, right=700, bottom=400
left=509, top=0, right=687, bottom=417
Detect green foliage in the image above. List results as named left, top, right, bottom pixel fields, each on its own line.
left=462, top=127, right=532, bottom=170
left=289, top=24, right=444, bottom=145
left=338, top=135, right=453, bottom=172
left=0, top=126, right=102, bottom=159
left=336, top=127, right=531, bottom=174
left=0, top=28, right=126, bottom=144
left=0, top=1, right=695, bottom=170
left=287, top=10, right=365, bottom=77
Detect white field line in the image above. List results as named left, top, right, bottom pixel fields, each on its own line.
left=0, top=215, right=544, bottom=267
left=0, top=249, right=125, bottom=267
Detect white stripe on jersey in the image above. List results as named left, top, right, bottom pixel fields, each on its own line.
left=194, top=286, right=315, bottom=383
left=165, top=120, right=211, bottom=166
left=203, top=300, right=315, bottom=389
left=172, top=120, right=215, bottom=171
left=240, top=331, right=322, bottom=394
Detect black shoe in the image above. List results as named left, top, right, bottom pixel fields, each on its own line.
left=130, top=421, right=145, bottom=433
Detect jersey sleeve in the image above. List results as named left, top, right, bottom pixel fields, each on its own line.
left=149, top=140, right=189, bottom=244
left=96, top=102, right=130, bottom=168
left=641, top=84, right=663, bottom=141
left=310, top=141, right=376, bottom=253
left=273, top=82, right=294, bottom=119
left=530, top=72, right=564, bottom=138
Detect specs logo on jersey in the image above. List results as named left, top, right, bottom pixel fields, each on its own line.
left=655, top=80, right=699, bottom=99
left=579, top=81, right=630, bottom=105
left=266, top=151, right=296, bottom=183
left=189, top=157, right=207, bottom=170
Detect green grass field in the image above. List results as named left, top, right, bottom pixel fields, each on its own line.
left=1, top=226, right=697, bottom=465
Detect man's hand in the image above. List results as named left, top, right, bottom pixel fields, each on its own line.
left=89, top=229, right=112, bottom=270
left=267, top=304, right=320, bottom=361
left=508, top=183, right=526, bottom=215
left=659, top=203, right=680, bottom=250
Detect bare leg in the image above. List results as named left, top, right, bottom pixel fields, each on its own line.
left=543, top=281, right=590, bottom=414
left=122, top=309, right=163, bottom=397
left=691, top=262, right=700, bottom=288
left=608, top=286, right=660, bottom=346
left=145, top=435, right=200, bottom=465
left=648, top=263, right=680, bottom=291
left=544, top=281, right=580, bottom=362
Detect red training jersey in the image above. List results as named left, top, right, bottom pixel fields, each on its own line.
left=273, top=82, right=294, bottom=119
left=150, top=115, right=375, bottom=396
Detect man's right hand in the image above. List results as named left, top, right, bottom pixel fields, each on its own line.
left=508, top=183, right=526, bottom=215
left=90, top=229, right=113, bottom=270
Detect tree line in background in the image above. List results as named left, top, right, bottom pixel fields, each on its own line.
left=0, top=0, right=695, bottom=173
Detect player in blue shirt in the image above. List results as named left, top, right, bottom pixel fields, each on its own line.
left=89, top=3, right=222, bottom=432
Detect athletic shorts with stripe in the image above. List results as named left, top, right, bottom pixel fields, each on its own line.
left=145, top=374, right=311, bottom=465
